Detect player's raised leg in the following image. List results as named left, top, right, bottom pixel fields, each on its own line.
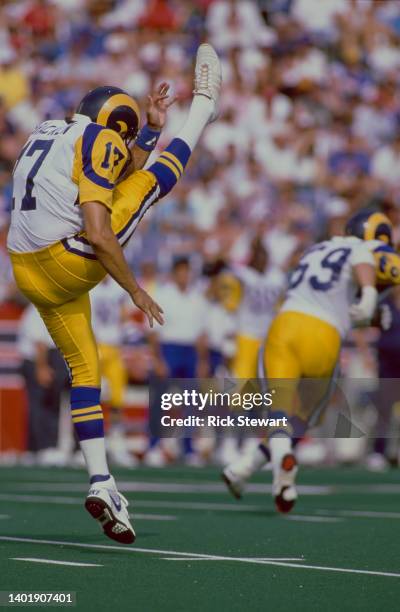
left=108, top=44, right=222, bottom=243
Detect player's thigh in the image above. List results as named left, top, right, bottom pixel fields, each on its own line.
left=37, top=293, right=100, bottom=387
left=294, top=314, right=340, bottom=422
left=299, top=317, right=341, bottom=378
left=264, top=314, right=302, bottom=379
left=110, top=170, right=159, bottom=237
left=10, top=245, right=105, bottom=307
left=263, top=314, right=302, bottom=411
left=232, top=335, right=261, bottom=379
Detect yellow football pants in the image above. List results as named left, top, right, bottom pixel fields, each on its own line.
left=232, top=334, right=262, bottom=379
left=98, top=344, right=127, bottom=408
left=263, top=311, right=341, bottom=420
left=10, top=169, right=157, bottom=390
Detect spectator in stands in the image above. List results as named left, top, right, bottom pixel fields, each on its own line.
left=146, top=256, right=208, bottom=465
left=18, top=304, right=68, bottom=465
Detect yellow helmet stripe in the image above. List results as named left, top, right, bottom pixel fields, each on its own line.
left=364, top=212, right=392, bottom=242
left=97, top=93, right=140, bottom=128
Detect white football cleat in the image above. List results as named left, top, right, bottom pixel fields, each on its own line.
left=85, top=477, right=136, bottom=544
left=273, top=453, right=298, bottom=514
left=222, top=442, right=270, bottom=499
left=222, top=466, right=246, bottom=499
left=193, top=43, right=222, bottom=122
left=365, top=452, right=389, bottom=472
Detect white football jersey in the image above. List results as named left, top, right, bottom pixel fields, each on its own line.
left=152, top=283, right=208, bottom=344
left=90, top=278, right=128, bottom=346
left=281, top=236, right=375, bottom=337
left=204, top=300, right=235, bottom=353
left=8, top=114, right=128, bottom=253
left=236, top=265, right=287, bottom=339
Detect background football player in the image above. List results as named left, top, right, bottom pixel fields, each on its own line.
left=223, top=210, right=400, bottom=513
left=220, top=237, right=287, bottom=379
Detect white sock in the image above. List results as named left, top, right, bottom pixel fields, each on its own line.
left=80, top=438, right=110, bottom=480
left=231, top=444, right=268, bottom=479
left=176, top=95, right=214, bottom=150
left=270, top=435, right=292, bottom=471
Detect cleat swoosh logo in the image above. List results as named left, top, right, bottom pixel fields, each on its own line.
left=109, top=492, right=122, bottom=512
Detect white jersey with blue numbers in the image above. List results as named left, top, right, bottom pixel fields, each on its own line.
left=90, top=278, right=128, bottom=346
left=8, top=114, right=128, bottom=253
left=236, top=265, right=287, bottom=339
left=281, top=236, right=375, bottom=337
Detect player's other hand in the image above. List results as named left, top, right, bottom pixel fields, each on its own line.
left=147, top=82, right=178, bottom=130
left=130, top=286, right=164, bottom=328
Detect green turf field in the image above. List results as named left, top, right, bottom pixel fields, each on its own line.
left=1, top=465, right=400, bottom=611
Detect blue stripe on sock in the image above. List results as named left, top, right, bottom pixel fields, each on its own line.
left=269, top=410, right=289, bottom=420
left=74, top=418, right=104, bottom=441
left=164, top=138, right=191, bottom=165
left=90, top=474, right=111, bottom=484
left=258, top=443, right=271, bottom=462
left=71, top=387, right=101, bottom=409
left=149, top=138, right=191, bottom=197
left=268, top=410, right=291, bottom=439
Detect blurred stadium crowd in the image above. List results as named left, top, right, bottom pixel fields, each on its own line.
left=1, top=0, right=400, bottom=468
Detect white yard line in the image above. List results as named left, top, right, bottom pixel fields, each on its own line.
left=6, top=479, right=400, bottom=496
left=0, top=493, right=264, bottom=512
left=316, top=509, right=400, bottom=520
left=163, top=557, right=304, bottom=562
left=1, top=537, right=399, bottom=579
left=11, top=557, right=102, bottom=567
left=4, top=481, right=331, bottom=495
left=3, top=493, right=400, bottom=522
left=284, top=515, right=344, bottom=523
left=132, top=514, right=176, bottom=521
left=0, top=493, right=80, bottom=505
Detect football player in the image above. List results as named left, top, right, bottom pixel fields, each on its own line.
left=223, top=210, right=400, bottom=513
left=8, top=44, right=221, bottom=544
left=219, top=238, right=287, bottom=379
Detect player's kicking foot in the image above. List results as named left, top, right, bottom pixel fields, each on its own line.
left=273, top=453, right=298, bottom=514
left=85, top=477, right=135, bottom=544
left=193, top=43, right=222, bottom=122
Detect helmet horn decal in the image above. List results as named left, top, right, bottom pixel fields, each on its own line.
left=97, top=93, right=140, bottom=128
left=364, top=212, right=392, bottom=243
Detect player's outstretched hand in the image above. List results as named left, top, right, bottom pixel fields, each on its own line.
left=131, top=286, right=164, bottom=328
left=147, top=82, right=178, bottom=131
